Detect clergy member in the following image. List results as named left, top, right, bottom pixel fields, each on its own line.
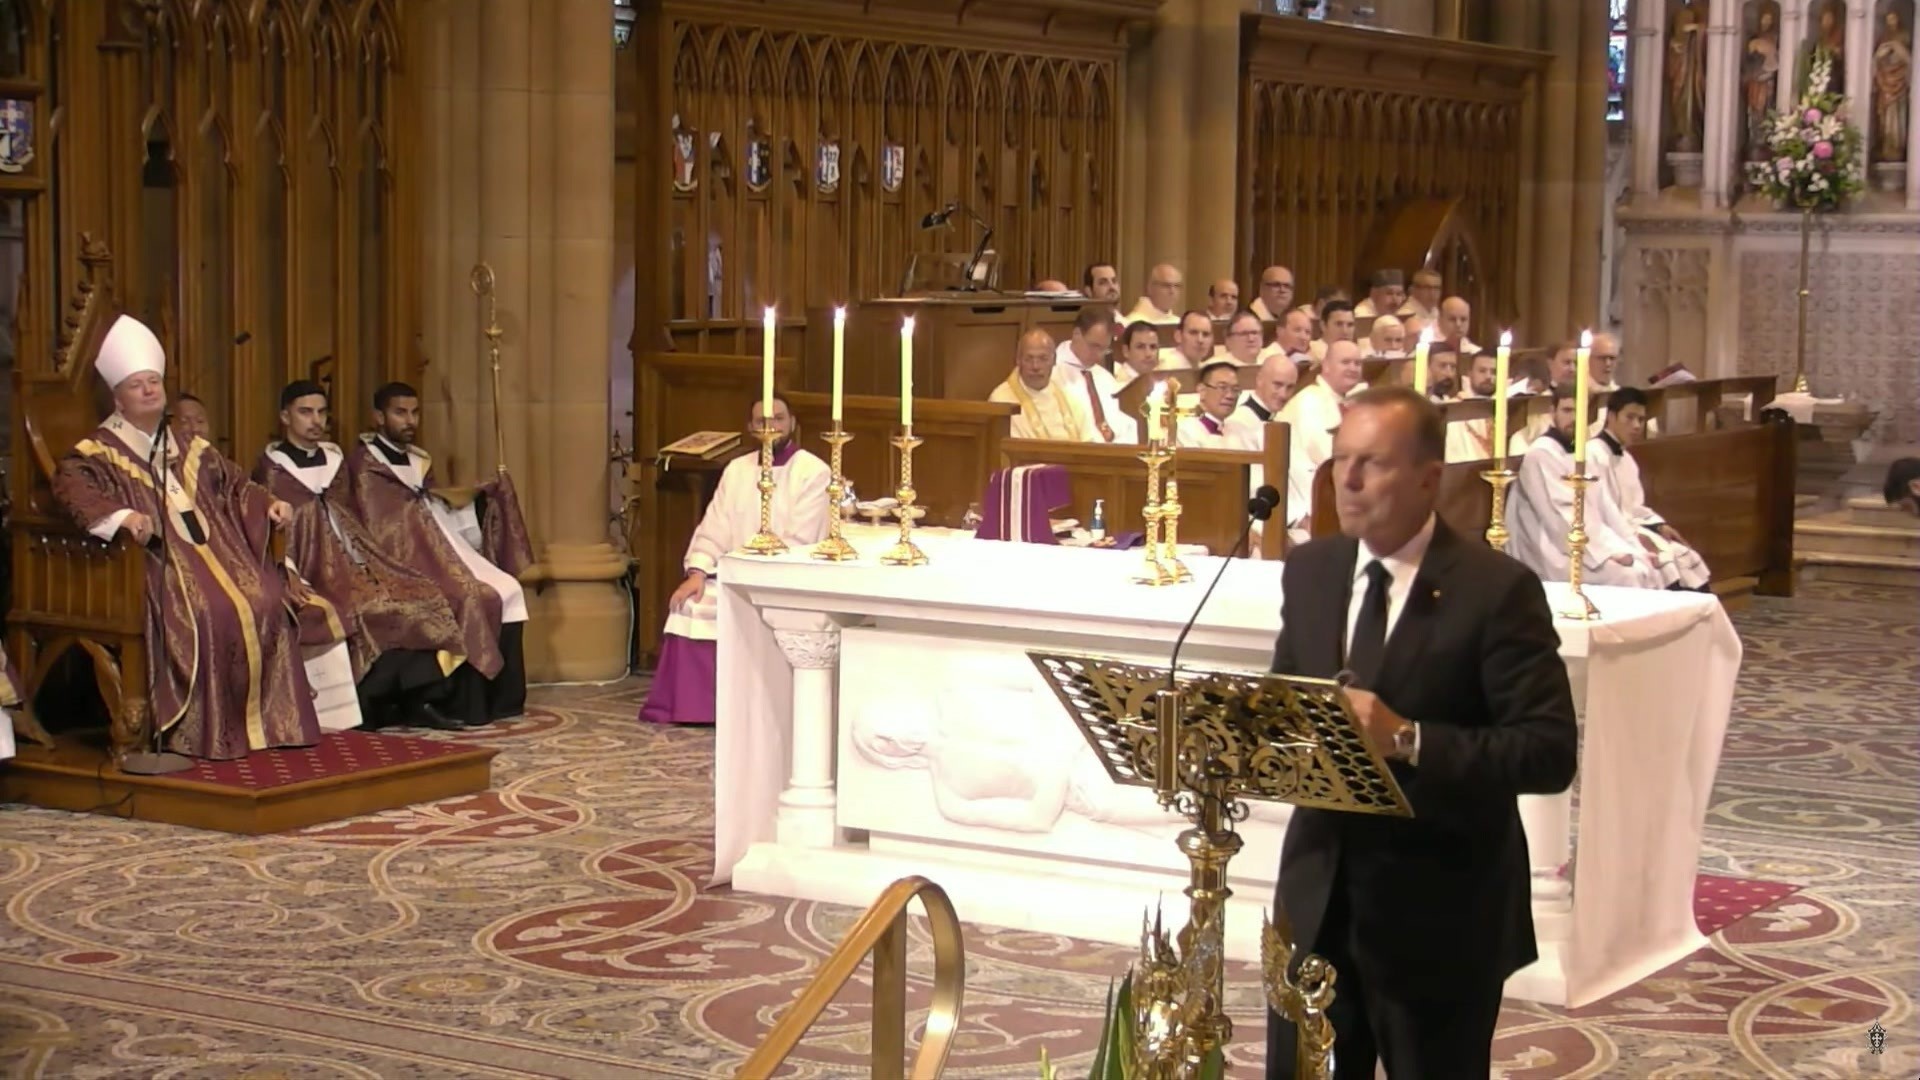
left=1123, top=263, right=1183, bottom=326
left=1588, top=386, right=1710, bottom=590
left=1424, top=348, right=1462, bottom=400
left=257, top=380, right=500, bottom=730
left=1310, top=299, right=1357, bottom=363
left=1112, top=320, right=1162, bottom=391
left=1052, top=305, right=1133, bottom=443
left=173, top=392, right=213, bottom=446
left=1278, top=340, right=1367, bottom=542
left=1438, top=295, right=1480, bottom=353
left=1506, top=387, right=1664, bottom=589
left=1364, top=315, right=1407, bottom=359
left=1081, top=262, right=1121, bottom=301
left=348, top=382, right=532, bottom=721
left=1249, top=265, right=1295, bottom=323
left=1169, top=309, right=1215, bottom=368
left=1444, top=351, right=1502, bottom=463
left=1257, top=308, right=1315, bottom=367
left=643, top=395, right=831, bottom=725
left=1177, top=360, right=1256, bottom=449
left=53, top=314, right=320, bottom=760
left=1206, top=279, right=1240, bottom=320
left=991, top=329, right=1091, bottom=440
left=1352, top=269, right=1406, bottom=318
left=1226, top=353, right=1298, bottom=449
left=1398, top=268, right=1443, bottom=324
left=1509, top=342, right=1577, bottom=456
left=1219, top=309, right=1264, bottom=366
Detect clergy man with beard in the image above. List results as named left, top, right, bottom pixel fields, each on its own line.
left=641, top=395, right=831, bottom=725
left=347, top=382, right=534, bottom=721
left=256, top=380, right=501, bottom=729
left=1506, top=386, right=1664, bottom=589
left=54, top=314, right=320, bottom=759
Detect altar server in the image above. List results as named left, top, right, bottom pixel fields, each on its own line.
left=1507, top=387, right=1664, bottom=589
left=53, top=314, right=320, bottom=760
left=347, top=382, right=534, bottom=721
left=1588, top=386, right=1710, bottom=590
left=642, top=395, right=831, bottom=725
left=991, top=329, right=1091, bottom=441
left=1278, top=340, right=1367, bottom=543
left=257, top=381, right=497, bottom=729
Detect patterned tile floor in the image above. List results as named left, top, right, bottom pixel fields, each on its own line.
left=0, top=582, right=1915, bottom=1078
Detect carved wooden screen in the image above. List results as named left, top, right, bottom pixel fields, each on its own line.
left=1237, top=15, right=1544, bottom=327
left=633, top=0, right=1140, bottom=355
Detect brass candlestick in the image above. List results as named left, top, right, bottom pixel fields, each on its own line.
left=1134, top=442, right=1175, bottom=585
left=1560, top=468, right=1600, bottom=620
left=1792, top=206, right=1811, bottom=395
left=1160, top=477, right=1193, bottom=583
left=738, top=428, right=789, bottom=557
left=811, top=425, right=859, bottom=562
left=880, top=428, right=928, bottom=566
left=1481, top=467, right=1517, bottom=553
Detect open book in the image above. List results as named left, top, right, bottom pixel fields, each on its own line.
left=657, top=430, right=742, bottom=460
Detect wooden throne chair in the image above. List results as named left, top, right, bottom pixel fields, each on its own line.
left=6, top=236, right=151, bottom=761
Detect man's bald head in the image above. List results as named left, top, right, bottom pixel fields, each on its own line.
left=1321, top=340, right=1365, bottom=396
left=1439, top=296, right=1472, bottom=342
left=1015, top=329, right=1056, bottom=390
left=1255, top=352, right=1300, bottom=412
left=1590, top=332, right=1621, bottom=388
left=1258, top=265, right=1296, bottom=314
left=1147, top=263, right=1184, bottom=313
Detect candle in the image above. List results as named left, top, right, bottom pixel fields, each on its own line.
left=761, top=307, right=776, bottom=426
left=831, top=306, right=847, bottom=423
left=1573, top=329, right=1592, bottom=464
left=1412, top=326, right=1433, bottom=396
left=900, top=315, right=916, bottom=428
left=1493, top=330, right=1512, bottom=465
left=1146, top=381, right=1165, bottom=440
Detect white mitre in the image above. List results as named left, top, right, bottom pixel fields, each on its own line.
left=95, top=314, right=166, bottom=389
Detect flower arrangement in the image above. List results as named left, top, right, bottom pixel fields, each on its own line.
left=1745, top=51, right=1864, bottom=210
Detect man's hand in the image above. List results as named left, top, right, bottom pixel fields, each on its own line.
left=1611, top=554, right=1635, bottom=566
left=267, top=499, right=294, bottom=527
left=1657, top=524, right=1686, bottom=545
left=285, top=575, right=315, bottom=605
left=1342, top=687, right=1407, bottom=760
left=122, top=512, right=155, bottom=545
left=669, top=571, right=708, bottom=614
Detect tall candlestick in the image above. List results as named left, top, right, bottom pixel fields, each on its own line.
left=1147, top=381, right=1166, bottom=440
left=831, top=306, right=847, bottom=422
left=1412, top=326, right=1433, bottom=396
left=1573, top=328, right=1592, bottom=464
left=761, top=306, right=776, bottom=422
left=900, top=316, right=916, bottom=427
left=1493, top=329, right=1512, bottom=463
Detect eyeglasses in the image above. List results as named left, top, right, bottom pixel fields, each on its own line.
left=1200, top=381, right=1237, bottom=392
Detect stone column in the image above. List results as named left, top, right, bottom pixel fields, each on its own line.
left=1702, top=0, right=1742, bottom=208
left=1845, top=0, right=1872, bottom=147
left=1777, top=0, right=1804, bottom=115
left=410, top=0, right=629, bottom=684
left=1630, top=0, right=1668, bottom=196
left=1569, top=0, right=1610, bottom=327
left=1187, top=0, right=1245, bottom=287
left=1909, top=31, right=1920, bottom=210
left=766, top=611, right=844, bottom=850
left=1144, top=0, right=1197, bottom=275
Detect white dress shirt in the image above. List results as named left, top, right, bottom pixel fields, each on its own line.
left=1345, top=513, right=1437, bottom=760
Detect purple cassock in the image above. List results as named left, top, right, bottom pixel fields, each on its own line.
left=976, top=464, right=1071, bottom=544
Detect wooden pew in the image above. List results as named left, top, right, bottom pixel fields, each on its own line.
left=783, top=393, right=1014, bottom=528
left=999, top=422, right=1291, bottom=560
left=7, top=237, right=148, bottom=759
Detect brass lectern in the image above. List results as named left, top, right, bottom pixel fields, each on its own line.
left=1027, top=653, right=1414, bottom=1080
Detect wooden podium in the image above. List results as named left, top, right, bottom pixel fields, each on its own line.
left=803, top=295, right=1092, bottom=403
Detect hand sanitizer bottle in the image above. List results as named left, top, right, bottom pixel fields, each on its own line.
left=1090, top=498, right=1107, bottom=541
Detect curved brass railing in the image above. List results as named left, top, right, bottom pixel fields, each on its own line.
left=737, top=876, right=967, bottom=1080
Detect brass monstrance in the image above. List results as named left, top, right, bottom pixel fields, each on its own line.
left=1027, top=654, right=1414, bottom=1078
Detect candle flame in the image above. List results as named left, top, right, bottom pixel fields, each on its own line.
left=1500, top=329, right=1513, bottom=347
left=834, top=305, right=847, bottom=322
left=1579, top=328, right=1593, bottom=348
left=1419, top=326, right=1435, bottom=345
left=764, top=306, right=776, bottom=325
left=903, top=316, right=916, bottom=334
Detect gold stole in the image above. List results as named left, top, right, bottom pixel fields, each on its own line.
left=1004, top=373, right=1078, bottom=441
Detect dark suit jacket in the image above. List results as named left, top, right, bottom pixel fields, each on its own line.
left=1271, top=518, right=1578, bottom=997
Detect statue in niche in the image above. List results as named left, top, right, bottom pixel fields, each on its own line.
left=1743, top=3, right=1782, bottom=162
left=1872, top=3, right=1912, bottom=162
left=1810, top=0, right=1849, bottom=89
left=1667, top=1, right=1709, bottom=151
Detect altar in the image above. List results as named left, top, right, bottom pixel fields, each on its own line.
left=711, top=525, right=1741, bottom=1008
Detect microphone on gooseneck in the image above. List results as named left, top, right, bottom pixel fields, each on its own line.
left=1165, top=484, right=1281, bottom=689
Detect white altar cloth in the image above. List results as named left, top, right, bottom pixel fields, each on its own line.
left=711, top=525, right=1739, bottom=1008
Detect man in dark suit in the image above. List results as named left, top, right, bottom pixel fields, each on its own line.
left=1265, top=386, right=1578, bottom=1079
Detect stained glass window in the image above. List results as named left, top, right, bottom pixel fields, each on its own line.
left=1607, top=0, right=1630, bottom=122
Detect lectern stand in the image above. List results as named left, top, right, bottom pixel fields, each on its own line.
left=1028, top=653, right=1413, bottom=1080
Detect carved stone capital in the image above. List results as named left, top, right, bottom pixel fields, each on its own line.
left=773, top=629, right=840, bottom=670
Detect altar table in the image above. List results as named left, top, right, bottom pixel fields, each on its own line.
left=711, top=525, right=1741, bottom=1008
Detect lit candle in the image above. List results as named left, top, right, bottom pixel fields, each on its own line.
left=831, top=306, right=847, bottom=423
left=1493, top=330, right=1512, bottom=465
left=1412, top=326, right=1433, bottom=396
left=1573, top=329, right=1592, bottom=464
left=761, top=306, right=776, bottom=426
left=1146, top=381, right=1165, bottom=440
left=900, top=315, right=916, bottom=428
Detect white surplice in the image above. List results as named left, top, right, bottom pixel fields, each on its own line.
left=1175, top=413, right=1257, bottom=451
left=989, top=374, right=1091, bottom=442
left=1587, top=434, right=1710, bottom=589
left=1507, top=434, right=1664, bottom=589
left=669, top=448, right=832, bottom=641
left=1122, top=298, right=1178, bottom=326
left=367, top=435, right=529, bottom=625
left=1052, top=350, right=1135, bottom=443
left=1276, top=381, right=1349, bottom=543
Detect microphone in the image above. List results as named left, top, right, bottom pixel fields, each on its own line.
left=1166, top=484, right=1281, bottom=688
left=920, top=202, right=958, bottom=229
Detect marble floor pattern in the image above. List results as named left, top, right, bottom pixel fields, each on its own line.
left=0, top=582, right=1915, bottom=1078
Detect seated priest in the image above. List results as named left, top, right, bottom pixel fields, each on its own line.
left=172, top=392, right=213, bottom=446
left=1364, top=315, right=1407, bottom=360
left=1051, top=305, right=1133, bottom=443
left=1506, top=386, right=1664, bottom=589
left=642, top=395, right=831, bottom=725
left=1509, top=342, right=1577, bottom=456
left=1588, top=386, right=1710, bottom=590
left=1177, top=360, right=1258, bottom=449
left=1423, top=347, right=1462, bottom=401
left=1257, top=308, right=1315, bottom=367
left=347, top=382, right=534, bottom=721
left=990, top=329, right=1092, bottom=441
left=1249, top=264, right=1295, bottom=323
left=1230, top=352, right=1298, bottom=441
left=1111, top=320, right=1162, bottom=392
left=53, top=314, right=321, bottom=760
left=1438, top=295, right=1481, bottom=354
left=1165, top=309, right=1215, bottom=369
left=1278, top=340, right=1367, bottom=542
left=1218, top=309, right=1265, bottom=366
left=976, top=464, right=1071, bottom=544
left=1309, top=299, right=1357, bottom=364
left=1123, top=263, right=1183, bottom=326
left=1353, top=268, right=1406, bottom=318
left=1445, top=350, right=1503, bottom=463
left=257, top=381, right=500, bottom=729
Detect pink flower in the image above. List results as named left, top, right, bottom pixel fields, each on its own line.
left=1813, top=140, right=1834, bottom=159
left=1804, top=108, right=1823, bottom=123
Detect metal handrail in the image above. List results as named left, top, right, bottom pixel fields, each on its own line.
left=736, top=876, right=966, bottom=1080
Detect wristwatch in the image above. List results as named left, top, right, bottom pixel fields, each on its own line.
left=1390, top=721, right=1418, bottom=763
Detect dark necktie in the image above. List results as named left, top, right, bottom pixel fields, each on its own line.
left=1346, top=560, right=1391, bottom=689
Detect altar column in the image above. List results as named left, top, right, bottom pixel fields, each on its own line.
left=1778, top=0, right=1805, bottom=113
left=1630, top=0, right=1668, bottom=195
left=764, top=610, right=846, bottom=850
left=1910, top=31, right=1920, bottom=210
left=1143, top=0, right=1197, bottom=275
left=1845, top=0, right=1872, bottom=135
left=1702, top=0, right=1742, bottom=208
